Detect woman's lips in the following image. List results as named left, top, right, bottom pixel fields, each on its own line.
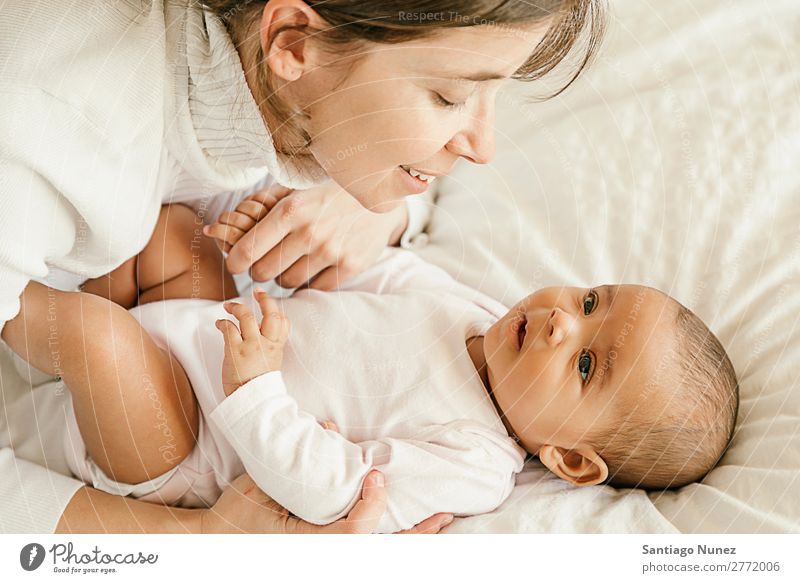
left=396, top=165, right=432, bottom=194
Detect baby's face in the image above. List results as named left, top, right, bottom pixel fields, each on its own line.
left=483, top=284, right=678, bottom=455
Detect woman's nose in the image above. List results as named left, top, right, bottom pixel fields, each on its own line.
left=546, top=307, right=576, bottom=347
left=446, top=104, right=496, bottom=165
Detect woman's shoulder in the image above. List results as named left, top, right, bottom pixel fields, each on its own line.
left=1, top=0, right=168, bottom=136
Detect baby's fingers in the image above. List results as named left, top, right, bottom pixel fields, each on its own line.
left=215, top=319, right=242, bottom=347
left=218, top=210, right=257, bottom=234
left=320, top=420, right=339, bottom=433
left=246, top=184, right=293, bottom=210
left=254, top=288, right=290, bottom=342
left=233, top=200, right=270, bottom=223
left=203, top=222, right=246, bottom=254
left=223, top=301, right=261, bottom=340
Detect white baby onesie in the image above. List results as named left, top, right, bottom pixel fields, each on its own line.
left=64, top=248, right=526, bottom=533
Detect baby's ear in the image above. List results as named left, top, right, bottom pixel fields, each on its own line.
left=538, top=445, right=609, bottom=487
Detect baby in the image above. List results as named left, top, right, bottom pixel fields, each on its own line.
left=3, top=203, right=739, bottom=533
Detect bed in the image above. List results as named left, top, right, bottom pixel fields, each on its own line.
left=1, top=0, right=798, bottom=533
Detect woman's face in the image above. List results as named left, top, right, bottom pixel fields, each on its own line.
left=293, top=23, right=548, bottom=211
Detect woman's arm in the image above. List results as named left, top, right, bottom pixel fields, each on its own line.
left=55, top=485, right=201, bottom=534
left=55, top=472, right=402, bottom=534
left=56, top=475, right=368, bottom=534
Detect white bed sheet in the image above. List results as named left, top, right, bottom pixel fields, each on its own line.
left=415, top=0, right=800, bottom=533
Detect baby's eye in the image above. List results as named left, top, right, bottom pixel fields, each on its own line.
left=583, top=289, right=599, bottom=316
left=578, top=350, right=594, bottom=383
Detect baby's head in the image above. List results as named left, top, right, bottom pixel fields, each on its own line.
left=483, top=285, right=739, bottom=490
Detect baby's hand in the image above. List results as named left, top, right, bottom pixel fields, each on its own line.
left=215, top=289, right=291, bottom=396
left=203, top=186, right=291, bottom=254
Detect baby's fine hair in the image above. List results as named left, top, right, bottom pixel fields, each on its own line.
left=591, top=301, right=739, bottom=490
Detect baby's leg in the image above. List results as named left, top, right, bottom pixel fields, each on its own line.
left=1, top=282, right=199, bottom=485
left=81, top=203, right=238, bottom=308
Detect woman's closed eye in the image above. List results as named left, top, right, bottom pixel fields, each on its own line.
left=583, top=289, right=599, bottom=315
left=431, top=91, right=466, bottom=109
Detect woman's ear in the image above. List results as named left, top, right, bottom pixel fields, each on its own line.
left=538, top=445, right=609, bottom=487
left=258, top=0, right=324, bottom=82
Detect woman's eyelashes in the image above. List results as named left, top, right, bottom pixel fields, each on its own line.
left=431, top=91, right=466, bottom=109
left=582, top=289, right=599, bottom=315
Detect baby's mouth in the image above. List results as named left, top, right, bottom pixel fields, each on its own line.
left=516, top=316, right=527, bottom=350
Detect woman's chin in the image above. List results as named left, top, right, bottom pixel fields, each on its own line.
left=347, top=175, right=409, bottom=212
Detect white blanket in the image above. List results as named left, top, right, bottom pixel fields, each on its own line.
left=415, top=0, right=800, bottom=533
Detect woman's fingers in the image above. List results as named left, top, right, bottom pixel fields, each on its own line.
left=304, top=263, right=359, bottom=292
left=282, top=470, right=387, bottom=534
left=223, top=301, right=260, bottom=341
left=396, top=513, right=454, bottom=534
left=206, top=471, right=382, bottom=535
left=331, top=470, right=387, bottom=534
left=226, top=200, right=296, bottom=275
left=274, top=252, right=326, bottom=290
left=225, top=185, right=297, bottom=274
left=246, top=229, right=312, bottom=283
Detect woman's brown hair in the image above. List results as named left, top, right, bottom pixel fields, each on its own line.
left=201, top=0, right=607, bottom=154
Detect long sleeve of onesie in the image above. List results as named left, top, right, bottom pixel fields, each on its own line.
left=208, top=371, right=523, bottom=533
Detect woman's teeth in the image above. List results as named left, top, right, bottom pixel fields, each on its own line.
left=402, top=166, right=437, bottom=184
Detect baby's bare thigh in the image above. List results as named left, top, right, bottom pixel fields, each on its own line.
left=5, top=282, right=199, bottom=486
left=137, top=204, right=238, bottom=304
left=82, top=204, right=238, bottom=307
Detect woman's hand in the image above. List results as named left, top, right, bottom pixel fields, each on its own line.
left=200, top=472, right=454, bottom=534
left=204, top=182, right=408, bottom=291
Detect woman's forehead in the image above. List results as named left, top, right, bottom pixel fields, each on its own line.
left=387, top=24, right=548, bottom=76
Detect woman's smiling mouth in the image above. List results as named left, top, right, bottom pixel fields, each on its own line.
left=397, top=165, right=439, bottom=194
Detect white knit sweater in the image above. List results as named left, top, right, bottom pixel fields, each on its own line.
left=0, top=0, right=432, bottom=532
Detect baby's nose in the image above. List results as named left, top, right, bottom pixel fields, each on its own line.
left=545, top=308, right=576, bottom=347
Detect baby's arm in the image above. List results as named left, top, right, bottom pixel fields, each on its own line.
left=210, top=299, right=523, bottom=533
